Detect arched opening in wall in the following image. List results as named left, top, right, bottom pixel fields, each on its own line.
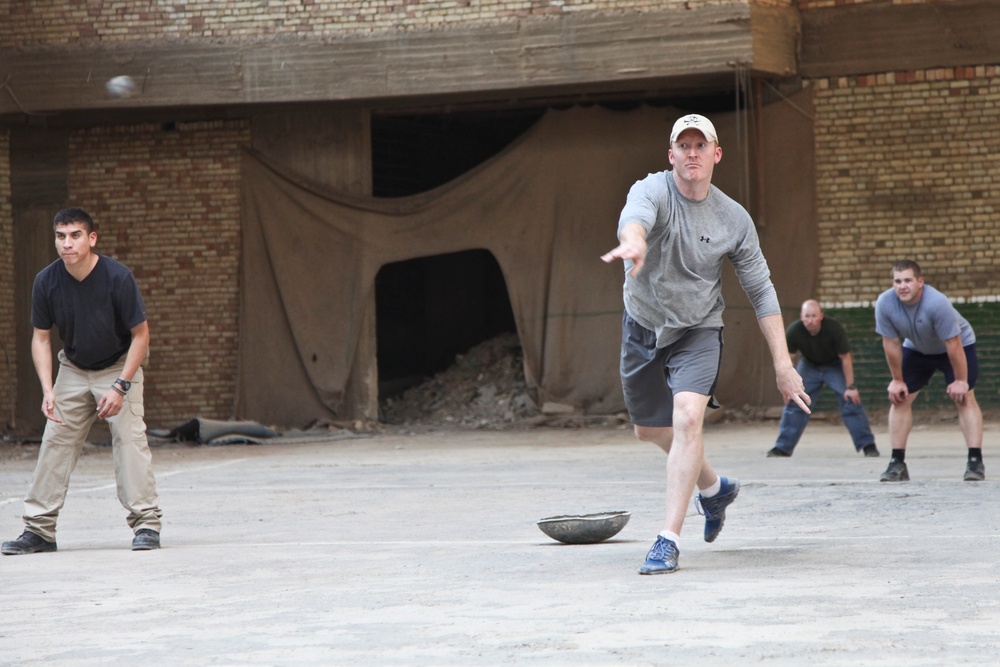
left=375, top=249, right=518, bottom=409
left=370, top=110, right=541, bottom=425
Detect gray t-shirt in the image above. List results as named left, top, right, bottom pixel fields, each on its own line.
left=874, top=284, right=975, bottom=355
left=617, top=170, right=779, bottom=347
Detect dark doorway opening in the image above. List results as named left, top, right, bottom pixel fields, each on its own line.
left=375, top=249, right=517, bottom=398
left=370, top=110, right=539, bottom=401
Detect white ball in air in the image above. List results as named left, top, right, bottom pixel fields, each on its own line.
left=106, top=75, right=138, bottom=99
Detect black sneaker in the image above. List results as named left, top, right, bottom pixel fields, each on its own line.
left=964, top=458, right=986, bottom=482
left=697, top=477, right=740, bottom=543
left=766, top=447, right=791, bottom=458
left=1, top=530, right=57, bottom=555
left=638, top=535, right=679, bottom=575
left=880, top=460, right=909, bottom=482
left=131, top=529, right=161, bottom=551
left=863, top=444, right=880, bottom=458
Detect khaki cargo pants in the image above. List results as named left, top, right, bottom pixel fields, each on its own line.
left=22, top=350, right=162, bottom=541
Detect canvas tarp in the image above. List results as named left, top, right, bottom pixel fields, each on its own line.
left=238, top=99, right=817, bottom=428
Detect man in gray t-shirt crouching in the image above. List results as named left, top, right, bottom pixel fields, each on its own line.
left=874, top=259, right=985, bottom=483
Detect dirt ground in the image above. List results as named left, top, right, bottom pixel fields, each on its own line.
left=1, top=416, right=998, bottom=666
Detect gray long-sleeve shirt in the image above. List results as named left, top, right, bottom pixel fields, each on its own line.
left=617, top=170, right=779, bottom=348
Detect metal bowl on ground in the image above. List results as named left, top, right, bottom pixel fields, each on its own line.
left=537, top=511, right=631, bottom=544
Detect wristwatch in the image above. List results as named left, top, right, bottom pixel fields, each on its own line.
left=846, top=384, right=857, bottom=390
left=114, top=378, right=132, bottom=393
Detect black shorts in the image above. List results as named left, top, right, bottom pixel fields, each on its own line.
left=620, top=312, right=722, bottom=427
left=902, top=344, right=979, bottom=393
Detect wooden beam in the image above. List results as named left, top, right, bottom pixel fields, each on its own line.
left=0, top=4, right=797, bottom=116
left=800, top=0, right=1000, bottom=78
left=751, top=4, right=800, bottom=78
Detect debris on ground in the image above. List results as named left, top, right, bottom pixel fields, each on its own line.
left=379, top=333, right=537, bottom=431
left=379, top=333, right=630, bottom=432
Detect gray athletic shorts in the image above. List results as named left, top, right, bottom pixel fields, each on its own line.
left=620, top=312, right=722, bottom=427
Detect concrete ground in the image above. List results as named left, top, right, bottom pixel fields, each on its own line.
left=1, top=419, right=998, bottom=666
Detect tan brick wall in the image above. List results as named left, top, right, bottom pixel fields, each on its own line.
left=0, top=0, right=749, bottom=47
left=812, top=66, right=1000, bottom=306
left=0, top=129, right=13, bottom=430
left=68, top=120, right=250, bottom=428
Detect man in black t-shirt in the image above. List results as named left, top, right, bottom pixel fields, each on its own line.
left=2, top=208, right=162, bottom=555
left=767, top=300, right=879, bottom=458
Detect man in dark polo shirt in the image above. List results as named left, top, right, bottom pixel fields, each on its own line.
left=767, top=300, right=879, bottom=458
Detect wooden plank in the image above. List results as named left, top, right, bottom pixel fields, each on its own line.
left=800, top=0, right=1000, bottom=78
left=0, top=5, right=786, bottom=116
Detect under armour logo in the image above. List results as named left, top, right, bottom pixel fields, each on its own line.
left=700, top=236, right=710, bottom=243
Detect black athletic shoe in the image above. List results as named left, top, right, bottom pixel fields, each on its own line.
left=1, top=530, right=57, bottom=555
left=863, top=444, right=880, bottom=457
left=131, top=529, right=161, bottom=551
left=964, top=458, right=986, bottom=482
left=766, top=447, right=791, bottom=458
left=880, top=461, right=909, bottom=482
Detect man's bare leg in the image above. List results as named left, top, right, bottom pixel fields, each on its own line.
left=663, top=392, right=711, bottom=535
left=888, top=391, right=918, bottom=450
left=959, top=390, right=985, bottom=481
left=635, top=392, right=742, bottom=573
left=882, top=391, right=918, bottom=482
left=957, top=390, right=983, bottom=449
left=633, top=392, right=713, bottom=536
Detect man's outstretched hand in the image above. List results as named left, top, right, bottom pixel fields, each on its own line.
left=778, top=365, right=811, bottom=414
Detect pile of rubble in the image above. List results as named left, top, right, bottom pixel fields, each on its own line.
left=379, top=333, right=634, bottom=432
left=379, top=333, right=539, bottom=431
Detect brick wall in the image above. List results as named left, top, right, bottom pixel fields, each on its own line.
left=68, top=120, right=250, bottom=428
left=1, top=0, right=733, bottom=47
left=812, top=66, right=1000, bottom=304
left=0, top=129, right=13, bottom=430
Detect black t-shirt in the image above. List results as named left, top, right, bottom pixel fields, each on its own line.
left=785, top=317, right=850, bottom=366
left=31, top=255, right=147, bottom=370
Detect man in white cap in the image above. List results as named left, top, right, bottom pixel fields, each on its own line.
left=602, top=113, right=810, bottom=574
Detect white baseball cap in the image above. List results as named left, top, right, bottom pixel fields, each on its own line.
left=670, top=114, right=718, bottom=144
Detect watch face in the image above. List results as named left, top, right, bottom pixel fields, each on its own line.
left=117, top=379, right=131, bottom=390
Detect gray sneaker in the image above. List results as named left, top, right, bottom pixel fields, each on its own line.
left=964, top=458, right=985, bottom=481
left=880, top=460, right=909, bottom=482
